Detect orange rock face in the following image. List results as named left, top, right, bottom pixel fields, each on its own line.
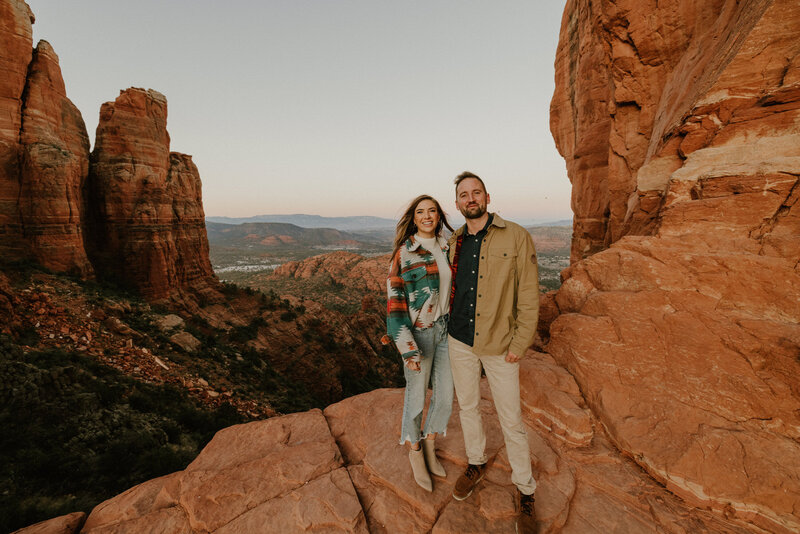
left=19, top=40, right=93, bottom=275
left=0, top=0, right=34, bottom=257
left=10, top=511, right=85, bottom=534
left=550, top=0, right=800, bottom=531
left=0, top=5, right=92, bottom=275
left=87, top=88, right=218, bottom=304
left=79, top=410, right=367, bottom=533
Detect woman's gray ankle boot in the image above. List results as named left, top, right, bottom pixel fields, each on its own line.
left=409, top=447, right=433, bottom=491
left=422, top=439, right=446, bottom=477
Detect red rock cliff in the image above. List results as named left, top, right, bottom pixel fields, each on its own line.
left=550, top=0, right=800, bottom=531
left=19, top=40, right=93, bottom=275
left=86, top=87, right=218, bottom=304
left=1, top=1, right=216, bottom=303
left=0, top=3, right=93, bottom=275
left=0, top=0, right=34, bottom=257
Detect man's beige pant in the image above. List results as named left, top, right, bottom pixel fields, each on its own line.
left=448, top=335, right=537, bottom=494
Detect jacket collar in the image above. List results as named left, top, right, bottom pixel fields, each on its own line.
left=452, top=212, right=505, bottom=238
left=406, top=234, right=448, bottom=252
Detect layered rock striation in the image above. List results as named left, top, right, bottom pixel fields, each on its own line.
left=550, top=0, right=800, bottom=531
left=0, top=0, right=34, bottom=258
left=86, top=88, right=218, bottom=304
left=0, top=1, right=92, bottom=275
left=19, top=40, right=93, bottom=275
left=0, top=0, right=218, bottom=305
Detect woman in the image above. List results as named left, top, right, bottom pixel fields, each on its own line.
left=386, top=194, right=455, bottom=492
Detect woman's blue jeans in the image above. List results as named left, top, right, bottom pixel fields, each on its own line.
left=399, top=315, right=454, bottom=444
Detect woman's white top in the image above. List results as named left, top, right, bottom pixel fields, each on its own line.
left=415, top=234, right=451, bottom=319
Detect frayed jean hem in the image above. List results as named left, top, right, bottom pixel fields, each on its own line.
left=399, top=316, right=454, bottom=445
left=398, top=428, right=448, bottom=446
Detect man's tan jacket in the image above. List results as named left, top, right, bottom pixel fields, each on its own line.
left=447, top=213, right=540, bottom=357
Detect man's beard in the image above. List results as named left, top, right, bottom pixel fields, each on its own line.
left=460, top=203, right=486, bottom=219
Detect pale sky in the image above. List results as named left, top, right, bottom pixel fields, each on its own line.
left=28, top=1, right=571, bottom=223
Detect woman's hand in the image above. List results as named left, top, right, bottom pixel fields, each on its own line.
left=406, top=359, right=421, bottom=372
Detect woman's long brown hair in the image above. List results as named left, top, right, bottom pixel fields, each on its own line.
left=392, top=195, right=454, bottom=256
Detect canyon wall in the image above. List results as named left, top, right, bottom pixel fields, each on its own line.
left=0, top=0, right=218, bottom=305
left=549, top=0, right=800, bottom=531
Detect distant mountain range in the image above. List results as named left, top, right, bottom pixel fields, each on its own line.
left=206, top=214, right=397, bottom=231
left=516, top=218, right=572, bottom=227
left=206, top=221, right=382, bottom=247
left=206, top=214, right=572, bottom=232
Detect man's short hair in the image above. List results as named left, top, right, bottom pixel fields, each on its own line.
left=454, top=171, right=486, bottom=194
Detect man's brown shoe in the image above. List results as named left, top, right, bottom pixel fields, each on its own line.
left=516, top=490, right=536, bottom=533
left=452, top=463, right=487, bottom=501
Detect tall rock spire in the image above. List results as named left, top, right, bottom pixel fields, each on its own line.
left=19, top=40, right=93, bottom=275
left=87, top=88, right=218, bottom=304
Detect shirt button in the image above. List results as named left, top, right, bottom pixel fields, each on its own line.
left=471, top=288, right=474, bottom=291
left=478, top=294, right=482, bottom=298
left=469, top=319, right=473, bottom=323
left=479, top=275, right=483, bottom=279
left=475, top=332, right=480, bottom=336
left=471, top=270, right=475, bottom=274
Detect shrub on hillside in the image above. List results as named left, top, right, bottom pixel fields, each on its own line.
left=0, top=337, right=243, bottom=533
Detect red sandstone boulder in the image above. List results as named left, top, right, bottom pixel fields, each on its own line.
left=519, top=352, right=592, bottom=447
left=87, top=88, right=219, bottom=305
left=10, top=512, right=85, bottom=534
left=548, top=236, right=800, bottom=532
left=81, top=410, right=367, bottom=533
left=550, top=0, right=800, bottom=531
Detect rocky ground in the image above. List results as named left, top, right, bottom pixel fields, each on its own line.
left=17, top=353, right=764, bottom=534
left=4, top=271, right=270, bottom=418
left=0, top=265, right=404, bottom=532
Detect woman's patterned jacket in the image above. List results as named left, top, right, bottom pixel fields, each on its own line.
left=385, top=235, right=449, bottom=363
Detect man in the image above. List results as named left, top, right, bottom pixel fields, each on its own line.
left=447, top=171, right=539, bottom=533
